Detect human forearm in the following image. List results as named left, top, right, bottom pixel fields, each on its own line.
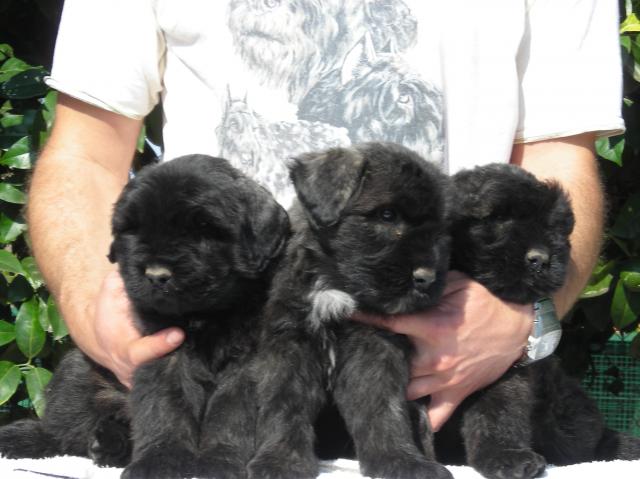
left=28, top=151, right=127, bottom=360
left=27, top=94, right=137, bottom=364
left=511, top=133, right=604, bottom=317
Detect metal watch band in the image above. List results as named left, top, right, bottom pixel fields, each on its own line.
left=515, top=298, right=562, bottom=367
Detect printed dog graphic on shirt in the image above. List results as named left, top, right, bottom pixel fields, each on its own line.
left=227, top=0, right=365, bottom=102
left=217, top=90, right=350, bottom=206
left=227, top=0, right=419, bottom=102
left=298, top=34, right=445, bottom=168
left=364, top=0, right=418, bottom=52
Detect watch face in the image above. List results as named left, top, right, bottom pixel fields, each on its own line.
left=529, top=329, right=562, bottom=360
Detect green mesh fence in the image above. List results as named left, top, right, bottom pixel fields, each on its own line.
left=582, top=333, right=640, bottom=437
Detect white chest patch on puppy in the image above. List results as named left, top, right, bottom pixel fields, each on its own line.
left=308, top=279, right=356, bottom=329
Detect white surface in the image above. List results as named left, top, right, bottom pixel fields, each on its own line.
left=1, top=456, right=639, bottom=479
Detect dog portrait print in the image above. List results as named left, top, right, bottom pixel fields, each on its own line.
left=298, top=34, right=445, bottom=168
left=217, top=90, right=350, bottom=206
left=224, top=1, right=445, bottom=196
left=227, top=0, right=365, bottom=103
left=364, top=0, right=418, bottom=53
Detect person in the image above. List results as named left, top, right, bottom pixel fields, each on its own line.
left=28, top=0, right=622, bottom=434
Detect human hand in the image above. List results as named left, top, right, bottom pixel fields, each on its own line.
left=91, top=271, right=184, bottom=388
left=351, top=271, right=532, bottom=431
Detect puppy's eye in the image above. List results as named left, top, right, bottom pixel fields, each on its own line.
left=378, top=207, right=398, bottom=223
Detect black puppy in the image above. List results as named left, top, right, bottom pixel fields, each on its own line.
left=0, top=155, right=290, bottom=479
left=437, top=163, right=640, bottom=479
left=248, top=142, right=453, bottom=479
left=0, top=350, right=131, bottom=467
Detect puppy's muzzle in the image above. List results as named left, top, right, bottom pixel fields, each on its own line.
left=526, top=248, right=550, bottom=273
left=412, top=267, right=436, bottom=293
left=145, top=265, right=173, bottom=288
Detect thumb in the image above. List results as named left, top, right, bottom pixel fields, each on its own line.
left=127, top=328, right=185, bottom=369
left=427, top=393, right=460, bottom=432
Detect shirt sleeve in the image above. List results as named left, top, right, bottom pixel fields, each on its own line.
left=45, top=0, right=165, bottom=120
left=515, top=0, right=625, bottom=142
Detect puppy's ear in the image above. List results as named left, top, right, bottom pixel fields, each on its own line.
left=236, top=182, right=291, bottom=275
left=289, top=147, right=367, bottom=227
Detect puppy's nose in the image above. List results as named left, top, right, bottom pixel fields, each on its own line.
left=413, top=267, right=436, bottom=292
left=526, top=248, right=549, bottom=272
left=145, top=265, right=172, bottom=286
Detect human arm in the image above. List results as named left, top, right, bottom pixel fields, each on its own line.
left=27, top=94, right=184, bottom=387
left=352, top=132, right=604, bottom=430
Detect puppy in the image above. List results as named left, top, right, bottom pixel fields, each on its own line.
left=0, top=154, right=290, bottom=479
left=0, top=350, right=131, bottom=467
left=437, top=163, right=640, bottom=479
left=248, top=142, right=453, bottom=479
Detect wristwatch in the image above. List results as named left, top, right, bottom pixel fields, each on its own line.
left=516, top=298, right=562, bottom=367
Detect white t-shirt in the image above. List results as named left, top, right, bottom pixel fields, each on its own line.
left=47, top=0, right=624, bottom=208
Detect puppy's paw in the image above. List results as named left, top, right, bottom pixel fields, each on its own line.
left=360, top=455, right=453, bottom=479
left=88, top=415, right=131, bottom=467
left=122, top=449, right=198, bottom=479
left=0, top=420, right=57, bottom=459
left=473, top=448, right=546, bottom=479
left=198, top=446, right=245, bottom=479
left=248, top=449, right=318, bottom=479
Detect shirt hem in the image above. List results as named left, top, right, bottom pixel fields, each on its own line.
left=44, top=77, right=147, bottom=121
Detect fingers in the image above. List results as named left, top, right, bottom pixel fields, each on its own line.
left=126, top=328, right=185, bottom=372
left=350, top=310, right=435, bottom=336
left=407, top=374, right=446, bottom=400
left=426, top=393, right=461, bottom=432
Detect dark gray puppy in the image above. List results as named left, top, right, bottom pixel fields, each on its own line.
left=0, top=155, right=290, bottom=479
left=436, top=163, right=640, bottom=479
left=248, top=142, right=453, bottom=479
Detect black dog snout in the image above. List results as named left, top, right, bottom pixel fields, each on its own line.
left=413, top=267, right=436, bottom=292
left=526, top=248, right=549, bottom=272
left=145, top=265, right=173, bottom=286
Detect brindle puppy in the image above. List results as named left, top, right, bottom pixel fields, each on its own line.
left=249, top=142, right=453, bottom=479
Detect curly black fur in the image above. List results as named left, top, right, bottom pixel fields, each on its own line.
left=248, top=142, right=453, bottom=479
left=436, top=163, right=640, bottom=479
left=0, top=155, right=290, bottom=479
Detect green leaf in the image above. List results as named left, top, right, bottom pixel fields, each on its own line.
left=610, top=192, right=640, bottom=240
left=0, top=57, right=30, bottom=83
left=0, top=319, right=15, bottom=346
left=47, top=297, right=67, bottom=340
left=0, top=44, right=14, bottom=62
left=41, top=90, right=57, bottom=131
left=0, top=113, right=23, bottom=129
left=0, top=183, right=26, bottom=204
left=7, top=275, right=34, bottom=303
left=0, top=360, right=21, bottom=405
left=24, top=367, right=52, bottom=417
left=0, top=67, right=49, bottom=100
left=620, top=258, right=640, bottom=292
left=37, top=296, right=50, bottom=333
left=21, top=257, right=44, bottom=290
left=0, top=213, right=26, bottom=243
left=581, top=273, right=614, bottom=298
left=595, top=136, right=625, bottom=166
left=137, top=125, right=146, bottom=153
left=15, top=298, right=46, bottom=359
left=0, top=249, right=25, bottom=275
left=621, top=13, right=640, bottom=33
left=611, top=280, right=640, bottom=330
left=0, top=136, right=31, bottom=169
